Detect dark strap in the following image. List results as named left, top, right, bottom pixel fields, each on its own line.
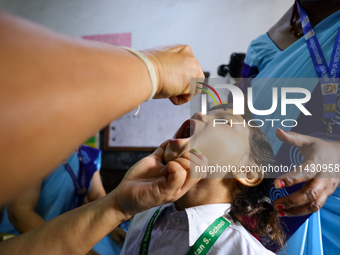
left=64, top=161, right=86, bottom=207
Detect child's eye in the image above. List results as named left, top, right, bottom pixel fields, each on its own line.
left=215, top=117, right=231, bottom=126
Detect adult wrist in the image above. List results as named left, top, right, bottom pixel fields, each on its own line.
left=107, top=189, right=132, bottom=223
left=121, top=47, right=158, bottom=100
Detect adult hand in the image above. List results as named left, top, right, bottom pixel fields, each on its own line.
left=111, top=140, right=208, bottom=219
left=141, top=45, right=204, bottom=105
left=272, top=128, right=340, bottom=217
left=109, top=227, right=126, bottom=247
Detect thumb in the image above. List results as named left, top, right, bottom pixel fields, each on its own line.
left=169, top=94, right=191, bottom=105
left=152, top=140, right=170, bottom=161
left=158, top=149, right=208, bottom=202
left=276, top=128, right=312, bottom=148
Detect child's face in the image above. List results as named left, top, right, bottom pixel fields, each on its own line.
left=164, top=108, right=251, bottom=171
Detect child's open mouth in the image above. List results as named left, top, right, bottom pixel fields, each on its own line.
left=173, top=119, right=195, bottom=140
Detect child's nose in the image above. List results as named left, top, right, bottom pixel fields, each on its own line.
left=192, top=112, right=207, bottom=123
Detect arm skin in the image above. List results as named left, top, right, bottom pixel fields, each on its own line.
left=7, top=171, right=107, bottom=232
left=0, top=11, right=150, bottom=203
left=0, top=142, right=208, bottom=255
left=7, top=181, right=45, bottom=234
left=86, top=171, right=127, bottom=247
left=7, top=177, right=104, bottom=255
left=0, top=191, right=124, bottom=255
left=0, top=12, right=204, bottom=205
left=8, top=171, right=124, bottom=251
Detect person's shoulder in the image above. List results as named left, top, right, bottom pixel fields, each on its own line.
left=244, top=33, right=275, bottom=70
left=244, top=32, right=282, bottom=76
left=213, top=220, right=275, bottom=255
left=249, top=33, right=272, bottom=47
left=247, top=33, right=279, bottom=58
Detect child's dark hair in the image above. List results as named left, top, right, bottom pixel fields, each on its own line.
left=231, top=121, right=285, bottom=251
left=209, top=104, right=285, bottom=250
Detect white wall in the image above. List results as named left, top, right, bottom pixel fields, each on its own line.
left=0, top=0, right=293, bottom=77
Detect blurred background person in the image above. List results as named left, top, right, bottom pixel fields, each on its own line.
left=0, top=145, right=128, bottom=255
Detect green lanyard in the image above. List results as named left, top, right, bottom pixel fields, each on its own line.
left=139, top=206, right=233, bottom=255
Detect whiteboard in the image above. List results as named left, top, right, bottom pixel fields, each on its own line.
left=108, top=99, right=191, bottom=148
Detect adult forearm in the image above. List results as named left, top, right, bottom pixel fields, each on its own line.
left=0, top=142, right=208, bottom=254
left=0, top=12, right=152, bottom=204
left=0, top=192, right=126, bottom=255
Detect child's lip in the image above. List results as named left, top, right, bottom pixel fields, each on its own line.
left=172, top=119, right=196, bottom=140
left=169, top=138, right=189, bottom=147
left=168, top=137, right=191, bottom=154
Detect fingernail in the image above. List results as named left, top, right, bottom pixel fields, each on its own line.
left=277, top=128, right=286, bottom=133
left=280, top=181, right=285, bottom=188
left=275, top=204, right=284, bottom=211
left=193, top=148, right=201, bottom=154
left=275, top=180, right=285, bottom=189
left=278, top=211, right=286, bottom=217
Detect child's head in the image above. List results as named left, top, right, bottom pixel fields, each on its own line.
left=164, top=104, right=284, bottom=249
left=164, top=105, right=253, bottom=174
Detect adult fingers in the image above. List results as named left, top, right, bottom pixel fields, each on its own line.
left=159, top=149, right=208, bottom=202
left=275, top=192, right=329, bottom=217
left=274, top=159, right=317, bottom=189
left=192, top=80, right=203, bottom=97
left=273, top=178, right=328, bottom=216
left=169, top=77, right=204, bottom=105
left=151, top=139, right=170, bottom=161
left=169, top=94, right=191, bottom=105
left=276, top=128, right=315, bottom=149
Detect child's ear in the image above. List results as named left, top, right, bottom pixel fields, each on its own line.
left=232, top=164, right=263, bottom=187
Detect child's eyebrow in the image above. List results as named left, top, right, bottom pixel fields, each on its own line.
left=210, top=110, right=244, bottom=122
left=226, top=112, right=245, bottom=122
left=225, top=114, right=244, bottom=122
